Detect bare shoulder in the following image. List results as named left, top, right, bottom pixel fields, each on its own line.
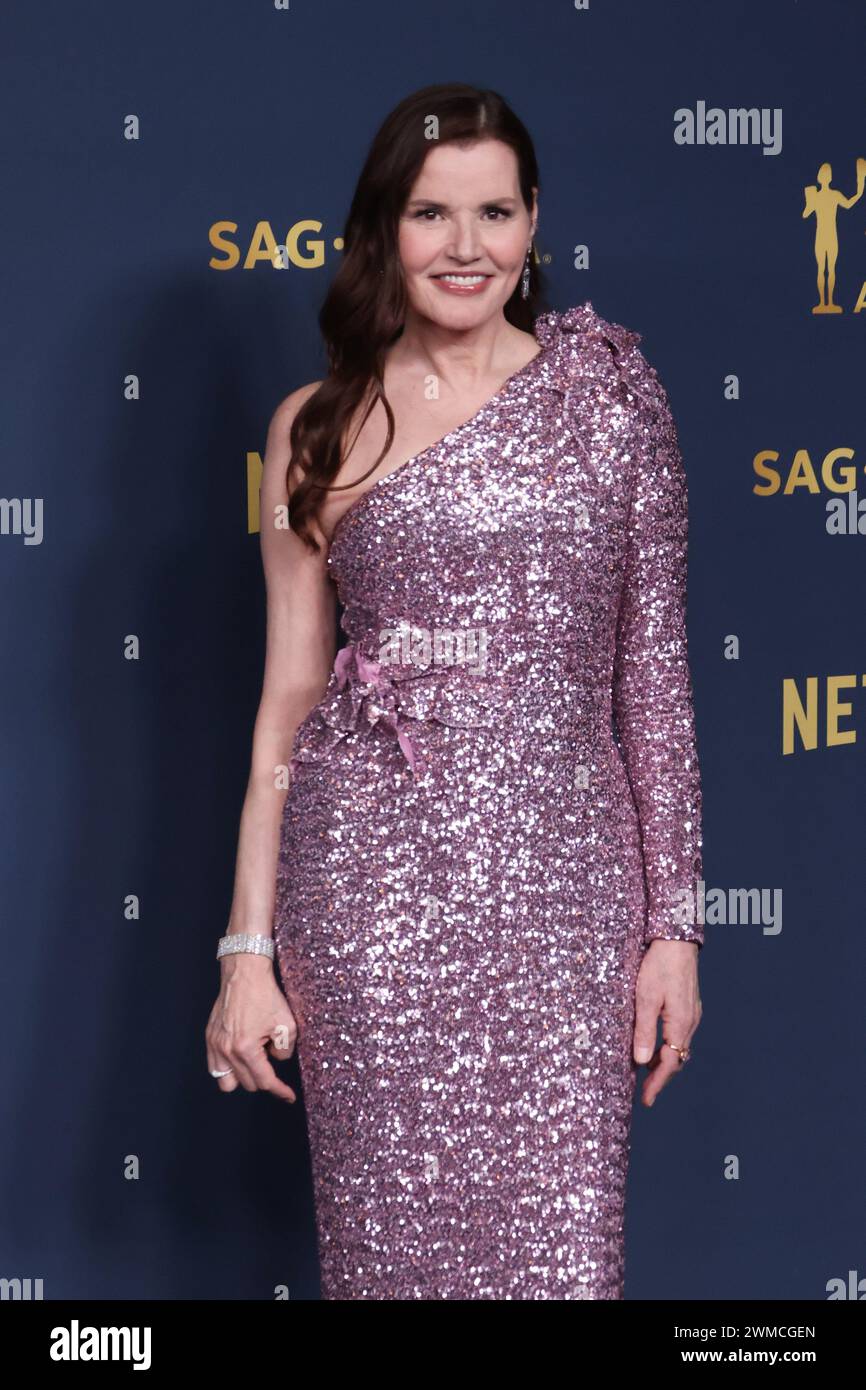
left=266, top=380, right=324, bottom=462
left=260, top=380, right=329, bottom=554
left=261, top=381, right=322, bottom=492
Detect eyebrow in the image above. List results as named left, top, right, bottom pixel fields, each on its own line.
left=405, top=196, right=519, bottom=208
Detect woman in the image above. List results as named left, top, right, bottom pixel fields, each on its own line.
left=206, top=83, right=704, bottom=1300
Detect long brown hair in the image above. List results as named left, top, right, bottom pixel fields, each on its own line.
left=286, top=83, right=547, bottom=552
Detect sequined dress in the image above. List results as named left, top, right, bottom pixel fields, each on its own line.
left=274, top=300, right=703, bottom=1300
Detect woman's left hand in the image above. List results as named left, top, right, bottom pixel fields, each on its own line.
left=633, top=939, right=702, bottom=1106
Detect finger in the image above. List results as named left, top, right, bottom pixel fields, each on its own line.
left=244, top=1048, right=297, bottom=1103
left=633, top=986, right=663, bottom=1065
left=225, top=1050, right=260, bottom=1092
left=641, top=1045, right=684, bottom=1106
left=213, top=1050, right=243, bottom=1092
left=211, top=1032, right=260, bottom=1092
left=642, top=1011, right=699, bottom=1105
left=206, top=1034, right=240, bottom=1092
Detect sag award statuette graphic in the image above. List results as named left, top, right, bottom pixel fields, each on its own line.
left=802, top=156, right=866, bottom=313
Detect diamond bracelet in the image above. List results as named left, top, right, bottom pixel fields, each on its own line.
left=216, top=933, right=275, bottom=961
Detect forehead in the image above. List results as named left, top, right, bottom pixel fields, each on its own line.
left=409, top=140, right=520, bottom=196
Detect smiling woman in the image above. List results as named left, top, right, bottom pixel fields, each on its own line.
left=280, top=90, right=544, bottom=547
left=206, top=82, right=704, bottom=1303
left=407, top=193, right=523, bottom=297
left=310, top=137, right=543, bottom=538
left=399, top=155, right=532, bottom=314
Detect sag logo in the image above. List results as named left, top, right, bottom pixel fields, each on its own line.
left=802, top=156, right=866, bottom=313
left=209, top=220, right=343, bottom=270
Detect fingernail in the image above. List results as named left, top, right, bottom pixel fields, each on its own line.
left=635, top=1046, right=652, bottom=1063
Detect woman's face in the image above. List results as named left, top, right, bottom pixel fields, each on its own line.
left=397, top=138, right=537, bottom=329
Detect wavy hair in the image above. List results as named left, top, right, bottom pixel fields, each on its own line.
left=286, top=82, right=546, bottom=552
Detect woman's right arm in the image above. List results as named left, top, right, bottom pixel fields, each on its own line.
left=205, top=382, right=337, bottom=1100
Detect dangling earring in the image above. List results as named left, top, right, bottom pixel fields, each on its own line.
left=521, top=242, right=533, bottom=300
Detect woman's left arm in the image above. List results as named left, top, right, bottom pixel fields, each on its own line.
left=611, top=351, right=704, bottom=1103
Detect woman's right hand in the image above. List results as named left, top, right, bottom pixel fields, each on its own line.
left=205, top=954, right=298, bottom=1102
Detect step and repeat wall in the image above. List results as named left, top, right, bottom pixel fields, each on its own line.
left=1, top=0, right=863, bottom=1301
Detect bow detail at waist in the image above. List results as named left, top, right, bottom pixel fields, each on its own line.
left=289, top=639, right=513, bottom=777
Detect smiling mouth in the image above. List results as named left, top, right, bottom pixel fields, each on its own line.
left=431, top=273, right=493, bottom=284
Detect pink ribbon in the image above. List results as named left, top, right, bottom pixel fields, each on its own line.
left=332, top=642, right=421, bottom=772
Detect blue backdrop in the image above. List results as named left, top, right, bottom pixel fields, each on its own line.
left=1, top=0, right=863, bottom=1301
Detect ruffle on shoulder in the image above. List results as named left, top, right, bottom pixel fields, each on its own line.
left=534, top=300, right=641, bottom=359
left=533, top=301, right=660, bottom=428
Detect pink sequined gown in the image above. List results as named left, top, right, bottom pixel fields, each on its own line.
left=274, top=300, right=703, bottom=1300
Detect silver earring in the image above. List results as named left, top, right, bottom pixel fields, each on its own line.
left=521, top=244, right=533, bottom=299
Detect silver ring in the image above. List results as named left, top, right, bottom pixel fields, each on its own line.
left=210, top=1067, right=234, bottom=1078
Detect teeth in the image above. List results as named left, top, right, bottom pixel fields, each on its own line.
left=437, top=274, right=488, bottom=285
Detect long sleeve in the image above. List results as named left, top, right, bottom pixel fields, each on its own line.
left=612, top=355, right=704, bottom=947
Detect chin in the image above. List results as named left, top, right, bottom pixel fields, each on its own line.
left=416, top=289, right=508, bottom=324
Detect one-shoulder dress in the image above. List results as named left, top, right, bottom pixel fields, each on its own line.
left=274, top=300, right=704, bottom=1300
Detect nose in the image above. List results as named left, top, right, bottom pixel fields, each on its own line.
left=447, top=213, right=484, bottom=262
